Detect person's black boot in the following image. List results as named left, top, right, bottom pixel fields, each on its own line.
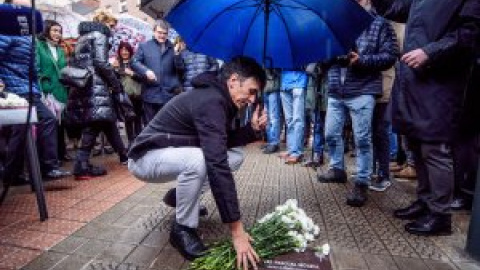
left=405, top=213, right=452, bottom=236
left=346, top=183, right=368, bottom=207
left=73, top=161, right=107, bottom=181
left=163, top=188, right=209, bottom=216
left=393, top=200, right=428, bottom=220
left=317, top=168, right=347, bottom=183
left=169, top=221, right=207, bottom=261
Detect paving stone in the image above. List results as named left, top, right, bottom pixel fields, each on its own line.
left=124, top=246, right=162, bottom=267
left=96, top=243, right=137, bottom=262
left=21, top=251, right=67, bottom=270
left=73, top=239, right=112, bottom=258
left=50, top=236, right=90, bottom=255
left=117, top=228, right=151, bottom=245
left=49, top=255, right=93, bottom=270
left=85, top=260, right=120, bottom=270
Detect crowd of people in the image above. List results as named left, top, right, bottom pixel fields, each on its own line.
left=0, top=0, right=479, bottom=269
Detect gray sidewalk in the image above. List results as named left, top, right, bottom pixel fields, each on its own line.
left=22, top=144, right=480, bottom=270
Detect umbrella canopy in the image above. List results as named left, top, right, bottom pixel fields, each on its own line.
left=140, top=0, right=180, bottom=19
left=110, top=14, right=153, bottom=57
left=38, top=4, right=86, bottom=38
left=166, top=0, right=373, bottom=68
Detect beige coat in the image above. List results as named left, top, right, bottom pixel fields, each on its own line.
left=379, top=22, right=405, bottom=103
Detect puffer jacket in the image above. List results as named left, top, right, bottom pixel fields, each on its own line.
left=0, top=35, right=41, bottom=96
left=327, top=11, right=399, bottom=99
left=66, top=21, right=123, bottom=125
left=178, top=50, right=219, bottom=92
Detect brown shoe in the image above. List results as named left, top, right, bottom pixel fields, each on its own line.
left=278, top=151, right=289, bottom=159
left=389, top=162, right=404, bottom=172
left=285, top=155, right=303, bottom=165
left=394, top=165, right=417, bottom=180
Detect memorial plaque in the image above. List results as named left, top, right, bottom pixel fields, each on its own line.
left=260, top=250, right=332, bottom=270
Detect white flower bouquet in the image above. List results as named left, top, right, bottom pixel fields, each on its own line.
left=189, top=199, right=320, bottom=270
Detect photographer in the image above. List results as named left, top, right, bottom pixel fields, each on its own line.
left=317, top=0, right=399, bottom=208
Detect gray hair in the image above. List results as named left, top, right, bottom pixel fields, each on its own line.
left=154, top=19, right=169, bottom=31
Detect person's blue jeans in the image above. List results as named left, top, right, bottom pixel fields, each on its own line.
left=325, top=95, right=375, bottom=184
left=280, top=88, right=305, bottom=157
left=388, top=125, right=397, bottom=160
left=312, top=110, right=325, bottom=154
left=264, top=91, right=282, bottom=146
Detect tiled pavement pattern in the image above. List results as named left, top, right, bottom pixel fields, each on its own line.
left=0, top=157, right=145, bottom=269
left=0, top=144, right=479, bottom=269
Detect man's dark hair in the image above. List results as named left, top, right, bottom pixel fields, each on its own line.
left=4, top=0, right=13, bottom=3
left=39, top=20, right=62, bottom=41
left=220, top=56, right=266, bottom=90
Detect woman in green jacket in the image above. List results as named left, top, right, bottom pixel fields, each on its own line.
left=36, top=20, right=71, bottom=162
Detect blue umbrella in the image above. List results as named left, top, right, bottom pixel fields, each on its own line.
left=166, top=0, right=373, bottom=68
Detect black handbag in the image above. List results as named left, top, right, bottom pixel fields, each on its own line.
left=59, top=66, right=92, bottom=89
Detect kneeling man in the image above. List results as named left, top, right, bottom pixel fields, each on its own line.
left=127, top=57, right=267, bottom=269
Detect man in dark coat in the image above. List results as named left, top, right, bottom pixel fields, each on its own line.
left=128, top=57, right=267, bottom=270
left=131, top=20, right=182, bottom=123
left=371, top=0, right=480, bottom=236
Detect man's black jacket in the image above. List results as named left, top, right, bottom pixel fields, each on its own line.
left=128, top=72, right=258, bottom=223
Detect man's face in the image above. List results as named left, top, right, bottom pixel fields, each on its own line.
left=154, top=26, right=168, bottom=44
left=227, top=74, right=261, bottom=109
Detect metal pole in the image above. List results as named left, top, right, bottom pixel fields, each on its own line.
left=262, top=0, right=270, bottom=67
left=466, top=148, right=480, bottom=261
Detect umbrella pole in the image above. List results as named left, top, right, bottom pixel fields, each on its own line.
left=262, top=0, right=270, bottom=67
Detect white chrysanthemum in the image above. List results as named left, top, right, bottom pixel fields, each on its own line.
left=313, top=225, right=320, bottom=236
left=304, top=233, right=314, bottom=242
left=322, top=243, right=330, bottom=255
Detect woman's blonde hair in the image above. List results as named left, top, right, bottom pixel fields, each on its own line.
left=93, top=9, right=118, bottom=25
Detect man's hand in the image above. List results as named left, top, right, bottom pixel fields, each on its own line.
left=348, top=51, right=359, bottom=66
left=401, top=49, right=429, bottom=69
left=251, top=106, right=267, bottom=131
left=146, top=70, right=157, bottom=81
left=230, top=222, right=260, bottom=270
left=174, top=42, right=186, bottom=55
left=124, top=68, right=134, bottom=77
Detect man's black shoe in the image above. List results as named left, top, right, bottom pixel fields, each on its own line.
left=169, top=221, right=207, bottom=261
left=163, top=188, right=209, bottom=217
left=346, top=183, right=368, bottom=207
left=9, top=174, right=31, bottom=186
left=393, top=200, right=428, bottom=220
left=262, top=144, right=279, bottom=154
left=450, top=197, right=473, bottom=211
left=317, top=168, right=347, bottom=183
left=43, top=169, right=71, bottom=180
left=405, top=213, right=452, bottom=236
left=73, top=161, right=107, bottom=180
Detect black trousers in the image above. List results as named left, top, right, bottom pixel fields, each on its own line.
left=372, top=103, right=390, bottom=178
left=410, top=139, right=454, bottom=215
left=143, top=102, right=163, bottom=125
left=4, top=96, right=59, bottom=180
left=76, top=121, right=126, bottom=163
left=125, top=96, right=144, bottom=144
left=453, top=133, right=479, bottom=199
